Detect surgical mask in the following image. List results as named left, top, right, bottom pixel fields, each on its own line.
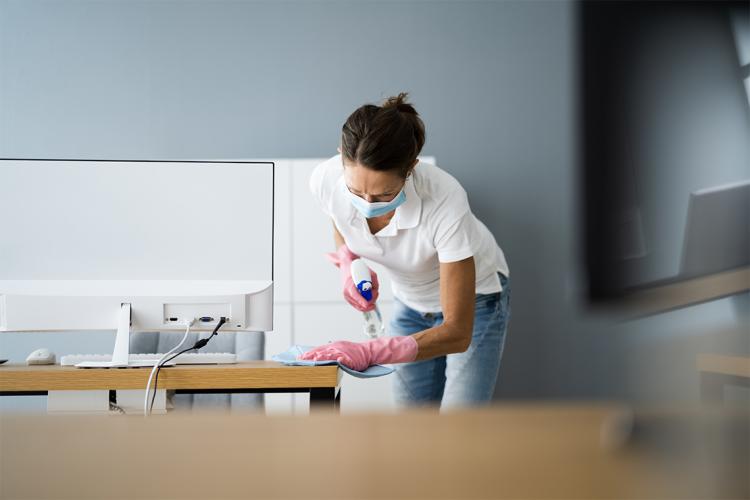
left=346, top=184, right=407, bottom=218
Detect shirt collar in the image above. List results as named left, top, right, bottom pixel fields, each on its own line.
left=338, top=172, right=422, bottom=236
left=394, top=174, right=422, bottom=230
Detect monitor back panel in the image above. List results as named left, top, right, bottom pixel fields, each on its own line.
left=0, top=159, right=274, bottom=281
left=680, top=180, right=750, bottom=278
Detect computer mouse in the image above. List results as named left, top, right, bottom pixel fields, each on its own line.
left=26, top=348, right=56, bottom=365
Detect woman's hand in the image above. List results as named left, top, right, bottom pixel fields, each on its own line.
left=298, top=340, right=371, bottom=371
left=326, top=245, right=379, bottom=312
left=297, top=337, right=418, bottom=371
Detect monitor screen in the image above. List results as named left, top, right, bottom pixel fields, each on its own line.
left=0, top=159, right=274, bottom=281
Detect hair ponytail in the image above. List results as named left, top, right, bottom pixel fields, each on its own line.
left=383, top=92, right=419, bottom=115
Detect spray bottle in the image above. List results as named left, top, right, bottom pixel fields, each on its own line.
left=350, top=258, right=385, bottom=338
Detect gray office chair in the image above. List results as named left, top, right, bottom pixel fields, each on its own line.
left=130, top=330, right=265, bottom=411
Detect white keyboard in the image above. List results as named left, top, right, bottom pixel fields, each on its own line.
left=60, top=352, right=237, bottom=366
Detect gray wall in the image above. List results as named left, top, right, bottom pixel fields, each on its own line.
left=1, top=0, right=748, bottom=405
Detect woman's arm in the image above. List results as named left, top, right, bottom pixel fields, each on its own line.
left=412, top=256, right=476, bottom=360
left=334, top=222, right=475, bottom=358
left=296, top=255, right=475, bottom=370
left=299, top=223, right=474, bottom=368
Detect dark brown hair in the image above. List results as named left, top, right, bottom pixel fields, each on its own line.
left=340, top=92, right=425, bottom=179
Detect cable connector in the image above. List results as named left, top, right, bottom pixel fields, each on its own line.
left=193, top=338, right=210, bottom=350
left=190, top=316, right=227, bottom=350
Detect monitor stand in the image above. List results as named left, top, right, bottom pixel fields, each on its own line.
left=75, top=303, right=161, bottom=368
left=56, top=303, right=169, bottom=413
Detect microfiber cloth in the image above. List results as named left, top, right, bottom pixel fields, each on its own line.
left=272, top=345, right=394, bottom=379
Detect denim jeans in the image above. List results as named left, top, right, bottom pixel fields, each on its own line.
left=389, top=272, right=510, bottom=410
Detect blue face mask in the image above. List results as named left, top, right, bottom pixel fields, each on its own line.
left=346, top=184, right=407, bottom=218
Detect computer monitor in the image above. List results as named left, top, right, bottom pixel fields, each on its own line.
left=680, top=180, right=750, bottom=279
left=580, top=0, right=750, bottom=304
left=0, top=159, right=274, bottom=367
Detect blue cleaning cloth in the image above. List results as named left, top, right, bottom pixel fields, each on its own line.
left=272, top=345, right=394, bottom=379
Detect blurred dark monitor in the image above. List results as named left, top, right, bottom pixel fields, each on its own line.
left=579, top=0, right=750, bottom=306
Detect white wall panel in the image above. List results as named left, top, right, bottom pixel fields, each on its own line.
left=339, top=372, right=396, bottom=414
left=272, top=160, right=293, bottom=304
left=293, top=303, right=365, bottom=346
left=290, top=159, right=342, bottom=303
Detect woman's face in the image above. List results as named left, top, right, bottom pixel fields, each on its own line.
left=339, top=148, right=416, bottom=204
left=342, top=161, right=405, bottom=203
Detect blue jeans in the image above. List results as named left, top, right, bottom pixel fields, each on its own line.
left=389, top=273, right=510, bottom=410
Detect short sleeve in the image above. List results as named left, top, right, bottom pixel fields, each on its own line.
left=308, top=156, right=340, bottom=217
left=435, top=211, right=476, bottom=263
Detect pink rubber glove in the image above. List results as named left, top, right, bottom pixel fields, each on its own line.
left=326, top=244, right=379, bottom=312
left=297, top=336, right=418, bottom=372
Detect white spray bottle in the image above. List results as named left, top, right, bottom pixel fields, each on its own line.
left=350, top=258, right=385, bottom=338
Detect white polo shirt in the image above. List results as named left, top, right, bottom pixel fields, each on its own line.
left=309, top=154, right=509, bottom=313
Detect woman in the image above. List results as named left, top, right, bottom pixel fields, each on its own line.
left=299, top=93, right=510, bottom=409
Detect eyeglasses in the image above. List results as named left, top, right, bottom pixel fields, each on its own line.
left=344, top=182, right=405, bottom=203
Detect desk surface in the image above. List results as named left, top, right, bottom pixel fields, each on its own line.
left=697, top=354, right=750, bottom=378
left=1, top=404, right=747, bottom=499
left=620, top=266, right=750, bottom=316
left=0, top=361, right=341, bottom=392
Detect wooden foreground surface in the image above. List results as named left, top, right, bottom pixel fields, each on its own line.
left=1, top=404, right=747, bottom=499
left=0, top=361, right=341, bottom=391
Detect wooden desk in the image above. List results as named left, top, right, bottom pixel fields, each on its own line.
left=1, top=404, right=747, bottom=499
left=697, top=354, right=750, bottom=403
left=619, top=266, right=750, bottom=317
left=0, top=361, right=342, bottom=409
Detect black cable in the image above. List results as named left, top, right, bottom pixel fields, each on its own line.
left=149, top=317, right=228, bottom=414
